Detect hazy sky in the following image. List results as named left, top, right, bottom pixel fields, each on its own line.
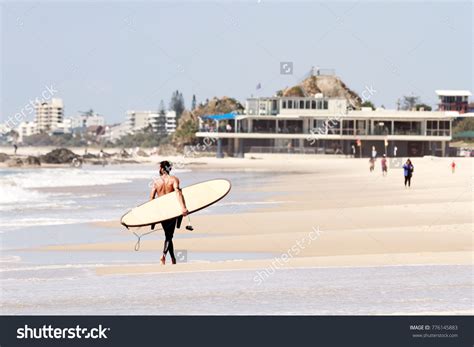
left=1, top=1, right=472, bottom=124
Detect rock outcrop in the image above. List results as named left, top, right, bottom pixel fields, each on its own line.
left=40, top=148, right=79, bottom=164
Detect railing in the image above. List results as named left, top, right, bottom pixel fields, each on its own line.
left=426, top=130, right=450, bottom=136
left=248, top=146, right=326, bottom=154
left=197, top=129, right=450, bottom=137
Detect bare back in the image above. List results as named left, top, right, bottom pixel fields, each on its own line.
left=154, top=175, right=179, bottom=197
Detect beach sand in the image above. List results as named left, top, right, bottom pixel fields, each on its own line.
left=32, top=155, right=473, bottom=276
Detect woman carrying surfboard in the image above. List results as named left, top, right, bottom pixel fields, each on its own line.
left=150, top=160, right=189, bottom=265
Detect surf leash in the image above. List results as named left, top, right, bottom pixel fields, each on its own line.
left=132, top=227, right=162, bottom=251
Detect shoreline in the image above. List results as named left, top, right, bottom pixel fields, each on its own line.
left=5, top=156, right=473, bottom=273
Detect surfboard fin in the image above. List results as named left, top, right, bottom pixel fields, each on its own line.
left=151, top=223, right=156, bottom=230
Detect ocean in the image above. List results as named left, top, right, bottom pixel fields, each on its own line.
left=0, top=164, right=472, bottom=315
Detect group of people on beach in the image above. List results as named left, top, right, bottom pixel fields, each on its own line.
left=368, top=146, right=415, bottom=187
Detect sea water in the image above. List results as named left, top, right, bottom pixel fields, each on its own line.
left=1, top=263, right=471, bottom=315
left=0, top=165, right=472, bottom=315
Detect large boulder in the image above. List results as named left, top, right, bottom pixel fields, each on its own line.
left=25, top=156, right=41, bottom=166
left=279, top=75, right=362, bottom=108
left=40, top=148, right=79, bottom=164
left=0, top=152, right=9, bottom=162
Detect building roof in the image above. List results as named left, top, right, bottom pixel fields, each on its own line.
left=435, top=90, right=472, bottom=96
left=347, top=109, right=457, bottom=120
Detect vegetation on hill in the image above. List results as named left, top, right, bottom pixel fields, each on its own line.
left=111, top=125, right=170, bottom=148
left=172, top=96, right=244, bottom=148
left=278, top=75, right=362, bottom=108
left=453, top=118, right=474, bottom=135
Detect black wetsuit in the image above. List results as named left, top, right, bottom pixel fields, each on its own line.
left=161, top=217, right=177, bottom=261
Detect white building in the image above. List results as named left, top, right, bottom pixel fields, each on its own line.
left=52, top=118, right=73, bottom=134
left=103, top=122, right=132, bottom=142
left=17, top=121, right=37, bottom=143
left=126, top=110, right=177, bottom=134
left=164, top=111, right=177, bottom=134
left=196, top=92, right=458, bottom=158
left=127, top=111, right=152, bottom=132
left=148, top=111, right=177, bottom=134
left=35, top=98, right=64, bottom=132
left=70, top=114, right=105, bottom=130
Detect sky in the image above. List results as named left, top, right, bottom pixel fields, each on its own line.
left=1, top=1, right=472, bottom=124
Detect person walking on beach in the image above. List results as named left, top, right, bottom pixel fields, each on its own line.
left=369, top=157, right=375, bottom=172
left=99, top=149, right=106, bottom=167
left=403, top=159, right=414, bottom=188
left=150, top=160, right=189, bottom=265
left=13, top=143, right=18, bottom=155
left=381, top=154, right=388, bottom=176
left=451, top=160, right=456, bottom=174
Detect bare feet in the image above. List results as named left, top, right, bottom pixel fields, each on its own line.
left=160, top=255, right=166, bottom=265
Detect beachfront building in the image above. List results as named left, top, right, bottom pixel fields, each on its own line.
left=436, top=90, right=471, bottom=113
left=35, top=98, right=64, bottom=132
left=126, top=110, right=177, bottom=135
left=196, top=94, right=458, bottom=158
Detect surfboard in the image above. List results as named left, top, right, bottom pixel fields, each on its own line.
left=121, top=179, right=231, bottom=228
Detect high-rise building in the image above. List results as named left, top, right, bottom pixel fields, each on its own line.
left=126, top=110, right=177, bottom=134
left=35, top=98, right=64, bottom=132
left=149, top=111, right=177, bottom=134
left=126, top=111, right=153, bottom=132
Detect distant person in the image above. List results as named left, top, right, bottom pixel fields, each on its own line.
left=451, top=160, right=456, bottom=174
left=99, top=149, right=106, bottom=167
left=13, top=143, right=18, bottom=155
left=393, top=145, right=398, bottom=157
left=351, top=144, right=356, bottom=157
left=381, top=154, right=388, bottom=176
left=403, top=159, right=414, bottom=188
left=371, top=146, right=377, bottom=159
left=369, top=157, right=375, bottom=172
left=226, top=123, right=232, bottom=132
left=150, top=161, right=189, bottom=265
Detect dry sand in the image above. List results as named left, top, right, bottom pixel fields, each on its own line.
left=31, top=155, right=473, bottom=276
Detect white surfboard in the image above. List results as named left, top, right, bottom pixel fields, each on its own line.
left=121, top=179, right=231, bottom=228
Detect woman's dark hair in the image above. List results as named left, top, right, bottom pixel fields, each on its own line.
left=159, top=160, right=172, bottom=175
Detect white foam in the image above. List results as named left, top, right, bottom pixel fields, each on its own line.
left=0, top=217, right=109, bottom=230
left=0, top=263, right=109, bottom=272
left=5, top=168, right=156, bottom=188
left=0, top=255, right=22, bottom=263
